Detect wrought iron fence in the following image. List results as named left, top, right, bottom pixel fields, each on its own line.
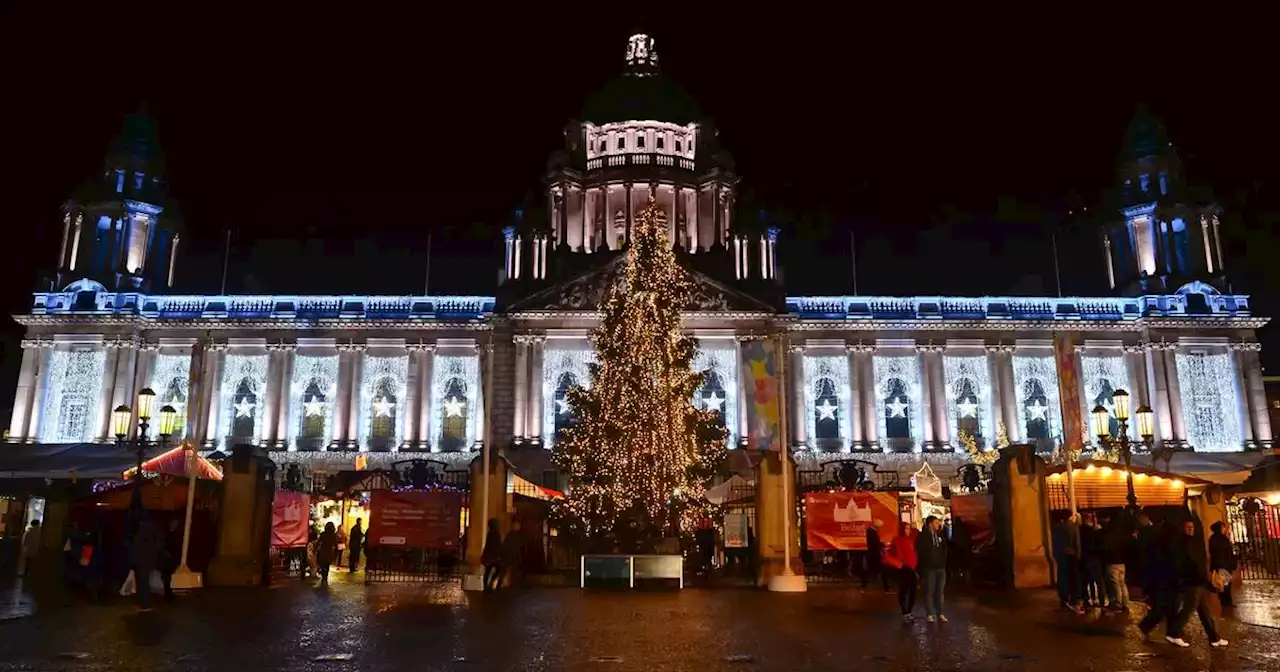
left=364, top=547, right=467, bottom=583
left=1226, top=497, right=1280, bottom=580
left=795, top=459, right=900, bottom=584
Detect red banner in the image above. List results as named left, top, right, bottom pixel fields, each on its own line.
left=368, top=490, right=462, bottom=549
left=804, top=491, right=899, bottom=551
left=271, top=491, right=311, bottom=548
left=1054, top=333, right=1084, bottom=454
left=950, top=493, right=994, bottom=549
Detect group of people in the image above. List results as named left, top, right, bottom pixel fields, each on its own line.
left=1055, top=510, right=1238, bottom=649
left=880, top=515, right=952, bottom=622
left=308, top=519, right=364, bottom=586
left=480, top=519, right=525, bottom=591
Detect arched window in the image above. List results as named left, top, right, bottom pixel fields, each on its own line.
left=952, top=377, right=981, bottom=444
left=812, top=377, right=841, bottom=451
left=553, top=372, right=578, bottom=443
left=439, top=378, right=468, bottom=452
left=883, top=378, right=912, bottom=446
left=297, top=378, right=328, bottom=449
left=698, top=372, right=728, bottom=430
left=230, top=377, right=258, bottom=443
left=368, top=376, right=398, bottom=451
left=1022, top=379, right=1052, bottom=442
left=160, top=376, right=188, bottom=439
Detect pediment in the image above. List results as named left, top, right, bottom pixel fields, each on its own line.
left=505, top=255, right=776, bottom=313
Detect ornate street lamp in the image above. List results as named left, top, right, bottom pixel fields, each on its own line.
left=113, top=388, right=178, bottom=497
left=1091, top=388, right=1155, bottom=511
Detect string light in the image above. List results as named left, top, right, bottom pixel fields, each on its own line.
left=1174, top=351, right=1243, bottom=452
left=552, top=195, right=727, bottom=540
left=41, top=349, right=106, bottom=443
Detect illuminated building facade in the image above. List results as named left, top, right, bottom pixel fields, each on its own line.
left=7, top=35, right=1272, bottom=485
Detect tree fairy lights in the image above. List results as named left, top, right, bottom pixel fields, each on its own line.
left=1175, top=351, right=1243, bottom=452
left=552, top=196, right=726, bottom=542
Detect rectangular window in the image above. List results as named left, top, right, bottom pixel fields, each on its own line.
left=616, top=137, right=625, bottom=150
left=1159, top=172, right=1168, bottom=195
left=1139, top=174, right=1150, bottom=193
left=656, top=136, right=664, bottom=150
left=114, top=170, right=125, bottom=193
left=636, top=135, right=645, bottom=149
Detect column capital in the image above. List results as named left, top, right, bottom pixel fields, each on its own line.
left=915, top=342, right=945, bottom=354
left=1147, top=340, right=1178, bottom=352
left=268, top=340, right=299, bottom=353
left=735, top=334, right=767, bottom=343
left=846, top=342, right=876, bottom=354
left=20, top=338, right=56, bottom=349
left=1073, top=344, right=1087, bottom=355
left=103, top=336, right=134, bottom=349
left=1120, top=343, right=1146, bottom=355
left=407, top=340, right=437, bottom=353
left=513, top=334, right=540, bottom=345
left=138, top=341, right=162, bottom=352
left=984, top=343, right=1016, bottom=354
left=787, top=344, right=806, bottom=354
left=335, top=341, right=365, bottom=353
left=1229, top=341, right=1263, bottom=353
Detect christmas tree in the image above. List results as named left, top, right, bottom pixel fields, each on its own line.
left=551, top=196, right=727, bottom=544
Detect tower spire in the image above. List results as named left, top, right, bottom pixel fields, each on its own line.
left=624, top=32, right=659, bottom=77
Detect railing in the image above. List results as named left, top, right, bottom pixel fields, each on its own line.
left=585, top=152, right=696, bottom=172
left=32, top=291, right=496, bottom=320
left=786, top=293, right=1253, bottom=321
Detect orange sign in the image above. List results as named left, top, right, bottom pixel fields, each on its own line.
left=804, top=491, right=899, bottom=551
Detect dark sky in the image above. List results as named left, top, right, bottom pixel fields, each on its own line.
left=3, top=10, right=1278, bottom=403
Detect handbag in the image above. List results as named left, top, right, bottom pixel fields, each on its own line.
left=119, top=570, right=137, bottom=597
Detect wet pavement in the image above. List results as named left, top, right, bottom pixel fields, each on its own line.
left=2, top=575, right=1280, bottom=671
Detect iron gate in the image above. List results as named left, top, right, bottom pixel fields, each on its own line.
left=363, top=459, right=471, bottom=584
left=796, top=459, right=902, bottom=584
left=1225, top=497, right=1280, bottom=580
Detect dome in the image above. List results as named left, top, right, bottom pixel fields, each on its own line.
left=1121, top=105, right=1173, bottom=161
left=580, top=34, right=701, bottom=126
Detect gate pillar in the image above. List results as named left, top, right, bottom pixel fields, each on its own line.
left=463, top=453, right=511, bottom=590
left=207, top=444, right=276, bottom=587
left=754, top=450, right=804, bottom=588
left=990, top=444, right=1054, bottom=588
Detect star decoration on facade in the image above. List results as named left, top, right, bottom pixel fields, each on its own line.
left=957, top=399, right=979, bottom=418
left=443, top=396, right=466, bottom=418
left=1027, top=400, right=1049, bottom=420
left=556, top=397, right=572, bottom=415
left=233, top=399, right=255, bottom=418
left=887, top=397, right=908, bottom=418
left=703, top=392, right=724, bottom=412
left=816, top=399, right=838, bottom=421
left=303, top=396, right=326, bottom=417
left=372, top=397, right=395, bottom=417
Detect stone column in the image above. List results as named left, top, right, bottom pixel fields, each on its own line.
left=1122, top=343, right=1150, bottom=409
left=932, top=347, right=950, bottom=449
left=527, top=336, right=546, bottom=446
left=624, top=183, right=634, bottom=246
left=417, top=343, right=437, bottom=450
left=1229, top=344, right=1256, bottom=449
left=96, top=341, right=123, bottom=441
left=1145, top=341, right=1176, bottom=448
left=984, top=344, right=1004, bottom=444
left=1237, top=343, right=1271, bottom=449
left=853, top=344, right=878, bottom=450
left=276, top=343, right=298, bottom=449
left=788, top=343, right=807, bottom=449
left=844, top=343, right=863, bottom=450
left=735, top=336, right=754, bottom=447
left=10, top=338, right=53, bottom=441
left=986, top=344, right=1019, bottom=442
left=204, top=342, right=228, bottom=447
left=333, top=343, right=353, bottom=447
left=404, top=342, right=426, bottom=448
left=513, top=335, right=530, bottom=441
left=1161, top=345, right=1188, bottom=447
left=132, top=343, right=160, bottom=438
left=914, top=344, right=937, bottom=450
left=345, top=343, right=366, bottom=449
left=473, top=343, right=487, bottom=450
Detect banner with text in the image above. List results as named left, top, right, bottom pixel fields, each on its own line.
left=271, top=491, right=311, bottom=548
left=368, top=490, right=462, bottom=549
left=1054, top=334, right=1084, bottom=454
left=724, top=512, right=749, bottom=548
left=741, top=338, right=781, bottom=450
left=804, top=491, right=900, bottom=551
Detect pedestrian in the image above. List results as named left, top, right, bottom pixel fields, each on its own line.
left=1136, top=521, right=1180, bottom=642
left=316, top=522, right=337, bottom=587
left=348, top=520, right=364, bottom=573
left=864, top=520, right=888, bottom=590
left=1081, top=512, right=1106, bottom=608
left=1166, top=519, right=1227, bottom=648
left=886, top=521, right=919, bottom=622
left=1208, top=522, right=1236, bottom=608
left=1058, top=512, right=1085, bottom=614
left=501, top=520, right=526, bottom=589
left=1100, top=512, right=1131, bottom=612
left=914, top=515, right=948, bottom=623
left=335, top=524, right=347, bottom=569
left=131, top=513, right=164, bottom=612
left=481, top=519, right=503, bottom=591
left=18, top=519, right=41, bottom=578
left=948, top=516, right=972, bottom=586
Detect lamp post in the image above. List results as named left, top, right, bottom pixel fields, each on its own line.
left=112, top=388, right=178, bottom=518
left=1090, top=389, right=1155, bottom=512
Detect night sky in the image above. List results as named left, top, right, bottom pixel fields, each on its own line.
left=3, top=10, right=1277, bottom=414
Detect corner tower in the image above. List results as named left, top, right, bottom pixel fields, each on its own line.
left=1100, top=107, right=1227, bottom=295
left=53, top=108, right=181, bottom=293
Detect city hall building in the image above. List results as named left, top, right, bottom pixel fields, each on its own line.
left=6, top=34, right=1271, bottom=490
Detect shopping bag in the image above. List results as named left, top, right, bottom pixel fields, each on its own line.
left=119, top=570, right=137, bottom=597
left=149, top=570, right=165, bottom=593
left=79, top=544, right=94, bottom=567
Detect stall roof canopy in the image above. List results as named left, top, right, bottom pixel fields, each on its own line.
left=0, top=443, right=143, bottom=479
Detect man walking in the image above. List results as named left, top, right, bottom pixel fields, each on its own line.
left=1100, top=513, right=1130, bottom=612
left=1167, top=519, right=1227, bottom=648
left=915, top=516, right=949, bottom=622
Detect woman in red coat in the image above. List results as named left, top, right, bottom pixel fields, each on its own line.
left=884, top=522, right=919, bottom=621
